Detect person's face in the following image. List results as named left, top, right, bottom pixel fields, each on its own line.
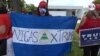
left=39, top=8, right=46, bottom=16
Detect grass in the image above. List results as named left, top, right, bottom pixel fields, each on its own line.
left=69, top=23, right=83, bottom=56
left=65, top=24, right=100, bottom=56
left=69, top=31, right=83, bottom=56
left=65, top=24, right=83, bottom=56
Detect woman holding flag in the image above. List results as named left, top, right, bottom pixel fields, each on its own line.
left=36, top=0, right=50, bottom=16
left=77, top=2, right=100, bottom=56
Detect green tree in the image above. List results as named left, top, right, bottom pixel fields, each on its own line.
left=19, top=0, right=25, bottom=9
left=7, top=0, right=25, bottom=12
left=12, top=0, right=26, bottom=12
left=25, top=4, right=37, bottom=12
left=0, top=0, right=7, bottom=6
left=93, top=0, right=100, bottom=4
left=1, top=0, right=37, bottom=13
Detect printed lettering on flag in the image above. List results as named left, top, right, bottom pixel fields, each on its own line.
left=13, top=27, right=73, bottom=45
left=79, top=27, right=100, bottom=47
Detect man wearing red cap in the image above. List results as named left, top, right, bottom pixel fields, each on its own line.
left=36, top=1, right=50, bottom=16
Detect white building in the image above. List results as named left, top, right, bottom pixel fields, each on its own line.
left=48, top=5, right=87, bottom=19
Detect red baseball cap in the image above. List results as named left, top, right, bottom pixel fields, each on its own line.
left=38, top=1, right=47, bottom=8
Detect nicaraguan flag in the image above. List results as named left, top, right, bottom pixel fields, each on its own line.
left=10, top=12, right=78, bottom=56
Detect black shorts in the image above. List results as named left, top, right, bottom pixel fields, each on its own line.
left=0, top=39, right=7, bottom=55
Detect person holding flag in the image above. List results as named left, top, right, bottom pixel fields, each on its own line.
left=76, top=2, right=100, bottom=56
left=0, top=4, right=12, bottom=56
left=36, top=0, right=50, bottom=16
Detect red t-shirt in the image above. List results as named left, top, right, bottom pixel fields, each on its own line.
left=77, top=17, right=100, bottom=33
left=0, top=13, right=12, bottom=40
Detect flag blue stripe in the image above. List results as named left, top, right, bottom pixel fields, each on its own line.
left=13, top=42, right=72, bottom=56
left=10, top=12, right=78, bottom=56
left=10, top=12, right=78, bottom=29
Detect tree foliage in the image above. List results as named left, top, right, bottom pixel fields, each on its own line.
left=0, top=0, right=37, bottom=13
left=19, top=0, right=25, bottom=9
left=25, top=4, right=37, bottom=12
left=93, top=0, right=100, bottom=4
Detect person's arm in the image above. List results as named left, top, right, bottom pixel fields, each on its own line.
left=0, top=25, right=6, bottom=34
left=0, top=19, right=6, bottom=34
left=76, top=16, right=87, bottom=34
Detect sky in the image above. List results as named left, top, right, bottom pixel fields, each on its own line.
left=24, top=0, right=94, bottom=8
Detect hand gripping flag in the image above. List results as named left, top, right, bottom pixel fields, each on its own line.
left=10, top=12, right=78, bottom=56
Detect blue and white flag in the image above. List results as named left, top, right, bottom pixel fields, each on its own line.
left=10, top=12, right=78, bottom=56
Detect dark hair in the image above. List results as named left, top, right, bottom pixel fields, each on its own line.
left=72, top=11, right=75, bottom=16
left=0, top=6, right=7, bottom=14
left=86, top=11, right=96, bottom=17
left=36, top=7, right=50, bottom=16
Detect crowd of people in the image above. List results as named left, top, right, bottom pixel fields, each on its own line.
left=0, top=0, right=100, bottom=56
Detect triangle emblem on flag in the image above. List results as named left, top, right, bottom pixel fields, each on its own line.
left=41, top=33, right=48, bottom=40
left=38, top=29, right=53, bottom=44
